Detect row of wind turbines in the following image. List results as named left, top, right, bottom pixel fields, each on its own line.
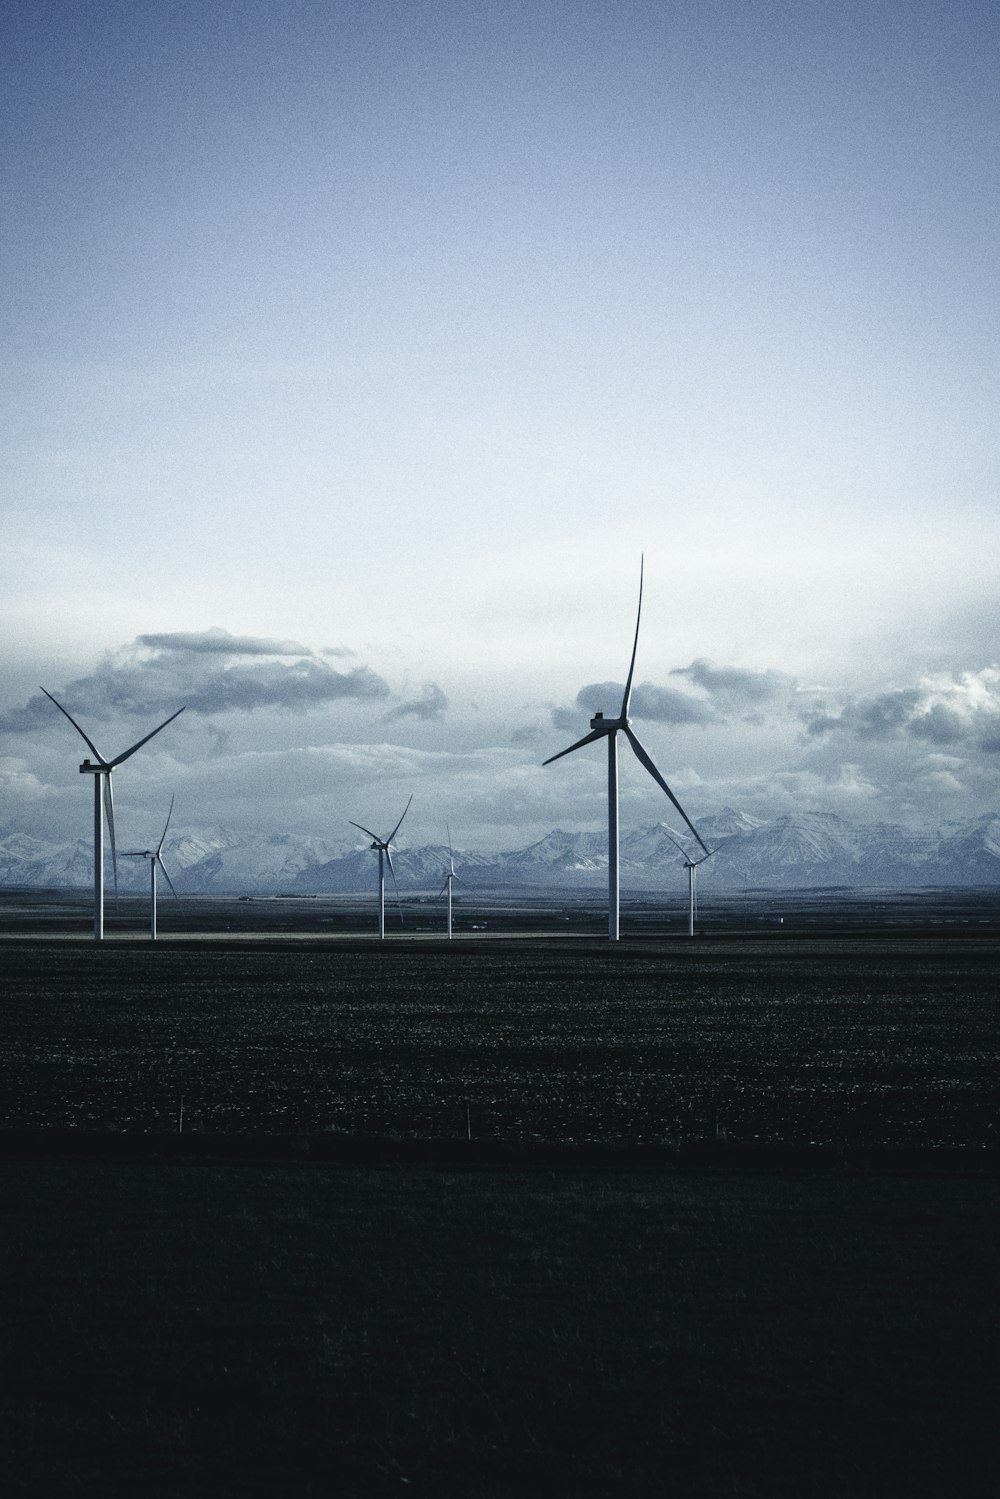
left=42, top=558, right=711, bottom=943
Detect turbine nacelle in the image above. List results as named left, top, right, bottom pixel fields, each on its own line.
left=589, top=711, right=627, bottom=732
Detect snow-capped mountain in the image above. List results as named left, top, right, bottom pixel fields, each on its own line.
left=2, top=811, right=999, bottom=893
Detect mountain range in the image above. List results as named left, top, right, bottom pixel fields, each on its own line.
left=2, top=808, right=999, bottom=893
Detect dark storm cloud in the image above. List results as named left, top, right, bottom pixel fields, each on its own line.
left=805, top=689, right=923, bottom=741
left=671, top=658, right=789, bottom=704
left=1, top=637, right=390, bottom=732
left=179, top=659, right=390, bottom=714
left=551, top=680, right=714, bottom=735
left=137, top=629, right=310, bottom=656
left=385, top=683, right=449, bottom=721
left=805, top=674, right=1000, bottom=754
left=631, top=683, right=716, bottom=725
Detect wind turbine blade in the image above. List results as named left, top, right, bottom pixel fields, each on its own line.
left=104, top=775, right=119, bottom=899
left=385, top=847, right=395, bottom=877
left=620, top=554, right=644, bottom=720
left=156, top=794, right=175, bottom=857
left=543, top=726, right=608, bottom=766
left=438, top=878, right=449, bottom=898
left=388, top=860, right=405, bottom=926
left=387, top=794, right=413, bottom=845
left=660, top=828, right=690, bottom=860
left=157, top=857, right=182, bottom=904
left=624, top=727, right=710, bottom=856
left=40, top=688, right=107, bottom=763
left=107, top=706, right=186, bottom=768
left=349, top=820, right=381, bottom=842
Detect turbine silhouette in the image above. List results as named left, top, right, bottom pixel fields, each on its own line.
left=544, top=558, right=707, bottom=941
left=438, top=825, right=461, bottom=939
left=122, top=795, right=182, bottom=941
left=349, top=795, right=412, bottom=940
left=661, top=828, right=714, bottom=938
left=42, top=689, right=185, bottom=942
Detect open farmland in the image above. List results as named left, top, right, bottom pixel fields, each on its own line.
left=1, top=899, right=998, bottom=1495
left=1, top=1159, right=997, bottom=1498
left=1, top=904, right=998, bottom=1150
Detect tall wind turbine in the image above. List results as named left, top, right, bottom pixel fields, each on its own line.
left=439, top=825, right=460, bottom=939
left=122, top=795, right=181, bottom=942
left=349, top=795, right=412, bottom=940
left=42, top=690, right=185, bottom=943
left=544, top=558, right=708, bottom=941
left=662, top=828, right=714, bottom=938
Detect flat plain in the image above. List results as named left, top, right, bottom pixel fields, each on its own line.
left=1, top=890, right=998, bottom=1495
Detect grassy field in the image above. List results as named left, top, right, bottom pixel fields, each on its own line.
left=2, top=1158, right=998, bottom=1497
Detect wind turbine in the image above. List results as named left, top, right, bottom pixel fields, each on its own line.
left=122, top=795, right=182, bottom=942
left=41, top=689, right=186, bottom=943
left=349, top=795, right=412, bottom=940
left=543, top=558, right=708, bottom=941
left=662, top=828, right=714, bottom=938
left=438, top=825, right=460, bottom=939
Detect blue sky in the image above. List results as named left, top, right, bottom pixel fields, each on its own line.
left=3, top=0, right=999, bottom=852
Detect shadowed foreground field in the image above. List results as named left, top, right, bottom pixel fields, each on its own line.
left=2, top=1159, right=997, bottom=1497
left=1, top=930, right=997, bottom=1147
left=1, top=922, right=997, bottom=1493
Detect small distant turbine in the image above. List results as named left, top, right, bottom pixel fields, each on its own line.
left=544, top=558, right=707, bottom=941
left=662, top=828, right=714, bottom=938
left=41, top=689, right=185, bottom=943
left=349, top=795, right=412, bottom=940
left=439, top=825, right=461, bottom=939
left=122, top=795, right=181, bottom=942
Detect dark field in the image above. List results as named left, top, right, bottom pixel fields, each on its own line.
left=2, top=1159, right=998, bottom=1497
left=1, top=891, right=998, bottom=1148
left=2, top=895, right=998, bottom=1495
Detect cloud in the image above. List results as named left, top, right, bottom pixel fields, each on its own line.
left=0, top=633, right=391, bottom=733
left=551, top=680, right=713, bottom=734
left=804, top=668, right=1000, bottom=753
left=385, top=683, right=449, bottom=722
left=672, top=658, right=790, bottom=705
left=631, top=683, right=716, bottom=725
left=136, top=629, right=310, bottom=656
left=0, top=756, right=51, bottom=803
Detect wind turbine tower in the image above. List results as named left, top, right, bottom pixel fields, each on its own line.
left=663, top=829, right=714, bottom=937
left=42, top=690, right=185, bottom=943
left=544, top=559, right=708, bottom=941
left=349, top=796, right=412, bottom=940
left=122, top=794, right=182, bottom=941
left=439, top=825, right=460, bottom=939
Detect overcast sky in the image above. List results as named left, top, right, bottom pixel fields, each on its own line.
left=3, top=0, right=999, bottom=854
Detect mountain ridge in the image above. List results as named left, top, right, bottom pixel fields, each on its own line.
left=3, top=808, right=999, bottom=892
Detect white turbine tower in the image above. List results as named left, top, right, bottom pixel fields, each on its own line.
left=662, top=828, right=714, bottom=938
left=439, top=825, right=460, bottom=939
left=42, top=689, right=186, bottom=943
left=349, top=795, right=412, bottom=940
left=544, top=559, right=708, bottom=941
left=122, top=795, right=181, bottom=942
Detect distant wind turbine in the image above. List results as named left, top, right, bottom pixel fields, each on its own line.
left=543, top=558, right=708, bottom=941
left=122, top=795, right=182, bottom=942
left=439, top=825, right=461, bottom=939
left=41, top=689, right=185, bottom=943
left=662, top=828, right=714, bottom=938
left=349, top=795, right=412, bottom=940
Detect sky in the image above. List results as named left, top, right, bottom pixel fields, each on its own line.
left=3, top=0, right=999, bottom=855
